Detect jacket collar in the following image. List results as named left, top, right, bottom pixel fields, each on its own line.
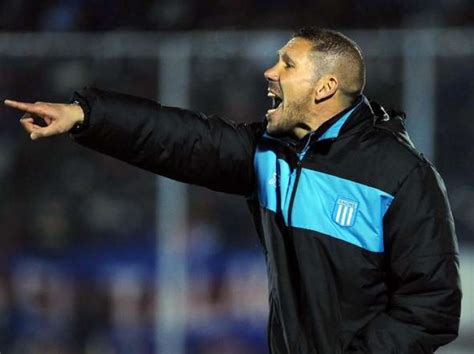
left=261, top=96, right=412, bottom=155
left=317, top=95, right=365, bottom=141
left=262, top=94, right=370, bottom=149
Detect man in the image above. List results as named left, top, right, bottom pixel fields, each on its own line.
left=4, top=28, right=461, bottom=353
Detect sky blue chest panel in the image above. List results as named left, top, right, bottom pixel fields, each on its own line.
left=254, top=146, right=394, bottom=253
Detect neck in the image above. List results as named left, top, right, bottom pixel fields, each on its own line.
left=292, top=98, right=353, bottom=139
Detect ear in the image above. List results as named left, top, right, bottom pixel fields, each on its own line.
left=314, top=75, right=339, bottom=102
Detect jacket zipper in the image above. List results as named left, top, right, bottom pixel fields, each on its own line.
left=261, top=131, right=317, bottom=228
left=287, top=159, right=303, bottom=227
left=287, top=134, right=313, bottom=227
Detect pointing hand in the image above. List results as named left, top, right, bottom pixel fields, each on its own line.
left=4, top=99, right=84, bottom=140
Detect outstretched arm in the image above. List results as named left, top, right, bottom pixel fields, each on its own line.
left=5, top=88, right=264, bottom=195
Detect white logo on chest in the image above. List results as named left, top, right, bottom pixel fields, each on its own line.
left=268, top=172, right=278, bottom=188
left=333, top=198, right=359, bottom=227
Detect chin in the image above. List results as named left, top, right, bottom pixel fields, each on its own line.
left=266, top=125, right=287, bottom=137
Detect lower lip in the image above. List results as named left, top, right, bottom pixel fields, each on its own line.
left=266, top=104, right=282, bottom=119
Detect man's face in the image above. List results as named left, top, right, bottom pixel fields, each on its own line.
left=264, top=37, right=318, bottom=136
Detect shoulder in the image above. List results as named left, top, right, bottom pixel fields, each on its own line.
left=342, top=118, right=435, bottom=196
left=369, top=115, right=428, bottom=168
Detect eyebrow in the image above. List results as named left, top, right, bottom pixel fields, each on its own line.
left=277, top=50, right=296, bottom=65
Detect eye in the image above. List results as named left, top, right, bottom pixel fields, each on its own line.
left=284, top=62, right=294, bottom=69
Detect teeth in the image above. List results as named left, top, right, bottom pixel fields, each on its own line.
left=267, top=90, right=282, bottom=112
left=266, top=108, right=277, bottom=117
left=268, top=91, right=280, bottom=108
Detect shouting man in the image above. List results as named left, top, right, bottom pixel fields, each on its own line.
left=4, top=28, right=461, bottom=353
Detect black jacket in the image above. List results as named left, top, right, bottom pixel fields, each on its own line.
left=70, top=88, right=462, bottom=354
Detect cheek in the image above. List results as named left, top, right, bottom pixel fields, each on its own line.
left=286, top=88, right=311, bottom=107
left=284, top=77, right=311, bottom=97
left=281, top=72, right=313, bottom=102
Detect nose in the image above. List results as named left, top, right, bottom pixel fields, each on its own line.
left=264, top=64, right=279, bottom=82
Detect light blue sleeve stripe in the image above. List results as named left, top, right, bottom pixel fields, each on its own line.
left=291, top=169, right=394, bottom=252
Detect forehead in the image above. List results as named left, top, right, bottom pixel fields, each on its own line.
left=278, top=37, right=314, bottom=58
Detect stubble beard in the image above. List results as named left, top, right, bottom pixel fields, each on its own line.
left=267, top=94, right=312, bottom=137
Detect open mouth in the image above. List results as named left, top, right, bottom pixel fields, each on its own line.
left=267, top=90, right=283, bottom=115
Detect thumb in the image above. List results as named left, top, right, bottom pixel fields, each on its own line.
left=30, top=124, right=60, bottom=140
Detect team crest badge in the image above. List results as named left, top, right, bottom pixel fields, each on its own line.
left=333, top=198, right=358, bottom=227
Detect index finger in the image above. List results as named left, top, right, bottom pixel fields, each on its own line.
left=4, top=99, right=41, bottom=114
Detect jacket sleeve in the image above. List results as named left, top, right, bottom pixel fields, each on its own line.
left=69, top=87, right=264, bottom=196
left=348, top=163, right=462, bottom=353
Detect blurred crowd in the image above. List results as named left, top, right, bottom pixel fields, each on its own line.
left=0, top=242, right=267, bottom=354
left=0, top=54, right=269, bottom=353
left=0, top=1, right=473, bottom=353
left=0, top=0, right=473, bottom=32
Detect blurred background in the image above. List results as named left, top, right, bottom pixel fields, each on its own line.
left=0, top=1, right=473, bottom=353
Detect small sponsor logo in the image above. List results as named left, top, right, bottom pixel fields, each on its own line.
left=333, top=198, right=358, bottom=227
left=268, top=172, right=278, bottom=188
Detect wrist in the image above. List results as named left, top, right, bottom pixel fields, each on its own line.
left=71, top=101, right=85, bottom=124
left=69, top=100, right=89, bottom=134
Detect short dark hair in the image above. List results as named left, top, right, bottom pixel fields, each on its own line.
left=293, top=27, right=366, bottom=100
